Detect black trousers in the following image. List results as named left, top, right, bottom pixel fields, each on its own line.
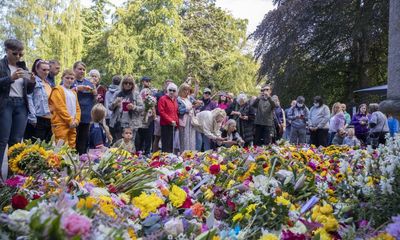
left=135, top=127, right=152, bottom=154
left=25, top=117, right=52, bottom=143
left=310, top=128, right=329, bottom=147
left=76, top=123, right=90, bottom=155
left=254, top=124, right=273, bottom=146
left=161, top=125, right=174, bottom=153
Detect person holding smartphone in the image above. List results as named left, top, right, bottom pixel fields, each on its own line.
left=0, top=39, right=36, bottom=177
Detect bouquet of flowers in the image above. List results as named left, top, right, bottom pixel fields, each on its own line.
left=143, top=94, right=156, bottom=123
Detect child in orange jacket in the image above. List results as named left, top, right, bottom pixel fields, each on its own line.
left=49, top=69, right=81, bottom=147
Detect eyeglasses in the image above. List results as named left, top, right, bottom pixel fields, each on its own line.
left=12, top=52, right=24, bottom=57
left=204, top=92, right=211, bottom=95
left=124, top=82, right=133, bottom=86
left=168, top=89, right=176, bottom=92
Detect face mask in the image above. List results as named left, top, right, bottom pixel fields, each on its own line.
left=314, top=103, right=319, bottom=107
left=297, top=103, right=303, bottom=107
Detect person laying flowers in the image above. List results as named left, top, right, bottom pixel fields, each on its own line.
left=219, top=119, right=244, bottom=147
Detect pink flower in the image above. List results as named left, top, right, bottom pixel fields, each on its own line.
left=62, top=213, right=91, bottom=237
left=5, top=175, right=26, bottom=188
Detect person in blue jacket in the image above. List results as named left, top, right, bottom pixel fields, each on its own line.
left=387, top=113, right=399, bottom=137
left=72, top=61, right=96, bottom=154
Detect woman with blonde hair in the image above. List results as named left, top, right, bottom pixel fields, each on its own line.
left=328, top=102, right=345, bottom=145
left=193, top=108, right=227, bottom=151
left=109, top=75, right=144, bottom=144
left=177, top=83, right=199, bottom=152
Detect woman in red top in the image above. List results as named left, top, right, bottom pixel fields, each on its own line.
left=158, top=83, right=178, bottom=153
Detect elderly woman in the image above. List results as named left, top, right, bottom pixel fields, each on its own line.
left=368, top=103, right=389, bottom=146
left=177, top=83, right=199, bottom=152
left=193, top=108, right=227, bottom=151
left=89, top=69, right=107, bottom=104
left=227, top=94, right=255, bottom=147
left=158, top=83, right=179, bottom=153
left=109, top=75, right=144, bottom=144
left=219, top=119, right=244, bottom=148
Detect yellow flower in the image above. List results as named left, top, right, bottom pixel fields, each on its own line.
left=99, top=201, right=117, bottom=218
left=232, top=213, right=243, bottom=222
left=118, top=193, right=131, bottom=204
left=370, top=233, right=396, bottom=240
left=259, top=233, right=278, bottom=240
left=128, top=228, right=137, bottom=240
left=227, top=180, right=235, bottom=188
left=204, top=189, right=214, bottom=200
left=212, top=236, right=221, bottom=240
left=132, top=192, right=164, bottom=219
left=313, top=228, right=331, bottom=240
left=169, top=185, right=187, bottom=208
left=220, top=164, right=227, bottom=171
left=319, top=204, right=333, bottom=215
left=275, top=196, right=290, bottom=206
left=246, top=203, right=258, bottom=214
left=324, top=217, right=339, bottom=232
left=256, top=154, right=268, bottom=162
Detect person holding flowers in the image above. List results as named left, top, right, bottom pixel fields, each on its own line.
left=136, top=86, right=156, bottom=155
left=193, top=108, right=227, bottom=150
left=48, top=69, right=81, bottom=147
left=219, top=119, right=244, bottom=147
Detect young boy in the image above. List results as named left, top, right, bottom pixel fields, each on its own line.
left=89, top=104, right=110, bottom=149
left=343, top=128, right=361, bottom=147
left=113, top=127, right=135, bottom=153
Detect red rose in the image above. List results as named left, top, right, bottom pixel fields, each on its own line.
left=32, top=194, right=41, bottom=200
left=181, top=197, right=193, bottom=209
left=185, top=166, right=191, bottom=171
left=209, top=164, right=220, bottom=175
left=108, top=184, right=117, bottom=193
left=226, top=199, right=236, bottom=211
left=11, top=194, right=29, bottom=210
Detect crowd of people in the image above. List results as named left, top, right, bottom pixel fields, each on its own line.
left=1, top=38, right=399, bottom=169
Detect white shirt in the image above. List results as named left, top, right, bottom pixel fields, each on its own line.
left=62, top=86, right=77, bottom=118
left=8, top=64, right=24, bottom=97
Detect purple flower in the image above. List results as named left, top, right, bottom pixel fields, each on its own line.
left=158, top=206, right=168, bottom=218
left=5, top=175, right=27, bottom=187
left=386, top=215, right=400, bottom=238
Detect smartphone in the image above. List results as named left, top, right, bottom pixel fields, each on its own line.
left=16, top=61, right=27, bottom=69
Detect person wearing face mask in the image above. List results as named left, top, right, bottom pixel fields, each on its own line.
left=288, top=96, right=309, bottom=145
left=309, top=96, right=330, bottom=147
left=25, top=59, right=53, bottom=142
left=158, top=83, right=179, bottom=153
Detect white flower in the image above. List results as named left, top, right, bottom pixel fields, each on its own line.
left=164, top=218, right=184, bottom=236
left=91, top=187, right=110, bottom=198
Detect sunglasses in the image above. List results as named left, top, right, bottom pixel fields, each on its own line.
left=168, top=89, right=176, bottom=92
left=12, top=52, right=24, bottom=57
left=124, top=82, right=133, bottom=86
left=204, top=92, right=211, bottom=95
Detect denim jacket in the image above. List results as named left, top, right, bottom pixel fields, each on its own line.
left=28, top=76, right=51, bottom=123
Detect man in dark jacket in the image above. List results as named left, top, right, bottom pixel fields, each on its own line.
left=252, top=85, right=276, bottom=146
left=0, top=39, right=35, bottom=176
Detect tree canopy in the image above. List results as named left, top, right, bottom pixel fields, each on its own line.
left=1, top=0, right=258, bottom=94
left=252, top=0, right=389, bottom=106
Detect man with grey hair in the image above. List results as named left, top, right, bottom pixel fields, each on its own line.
left=288, top=96, right=309, bottom=145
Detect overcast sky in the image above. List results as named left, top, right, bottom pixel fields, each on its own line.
left=81, top=0, right=275, bottom=34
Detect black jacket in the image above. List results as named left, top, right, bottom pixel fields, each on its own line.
left=0, top=56, right=35, bottom=111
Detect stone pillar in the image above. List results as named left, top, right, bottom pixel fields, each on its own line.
left=379, top=0, right=400, bottom=116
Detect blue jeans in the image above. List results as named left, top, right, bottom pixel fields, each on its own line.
left=0, top=97, right=28, bottom=167
left=196, top=131, right=210, bottom=151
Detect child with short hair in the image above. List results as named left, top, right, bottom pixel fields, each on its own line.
left=49, top=69, right=81, bottom=147
left=113, top=127, right=135, bottom=152
left=343, top=128, right=361, bottom=147
left=89, top=104, right=110, bottom=149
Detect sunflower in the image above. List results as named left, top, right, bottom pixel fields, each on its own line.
left=256, top=154, right=268, bottom=162
left=7, top=142, right=27, bottom=160
left=9, top=145, right=49, bottom=174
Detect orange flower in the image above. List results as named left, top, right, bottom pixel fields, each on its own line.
left=191, top=202, right=205, bottom=218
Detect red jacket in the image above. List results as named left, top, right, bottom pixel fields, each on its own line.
left=158, top=95, right=179, bottom=126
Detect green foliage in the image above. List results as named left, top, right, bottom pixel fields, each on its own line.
left=252, top=0, right=389, bottom=106
left=2, top=0, right=258, bottom=94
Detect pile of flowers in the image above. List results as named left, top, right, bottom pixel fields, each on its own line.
left=1, top=136, right=400, bottom=239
